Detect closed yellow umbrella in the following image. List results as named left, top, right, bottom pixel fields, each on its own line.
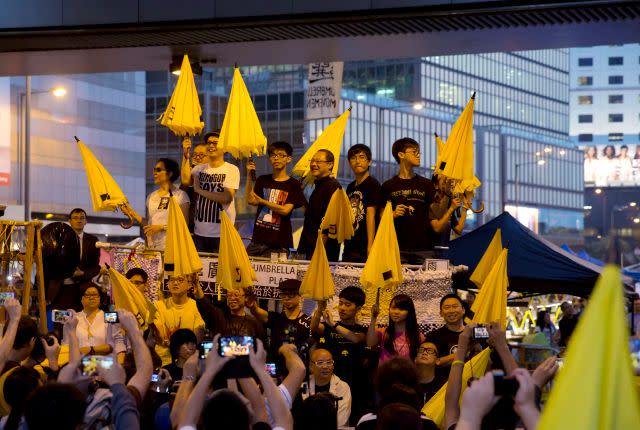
left=76, top=137, right=136, bottom=228
left=300, top=232, right=335, bottom=301
left=108, top=267, right=156, bottom=330
left=422, top=348, right=492, bottom=428
left=360, top=201, right=403, bottom=293
left=471, top=248, right=508, bottom=328
left=292, top=108, right=351, bottom=185
left=218, top=67, right=267, bottom=159
left=319, top=189, right=355, bottom=243
left=164, top=194, right=202, bottom=276
left=469, top=229, right=504, bottom=288
left=217, top=210, right=257, bottom=293
left=158, top=54, right=204, bottom=137
left=433, top=132, right=445, bottom=173
left=538, top=266, right=640, bottom=430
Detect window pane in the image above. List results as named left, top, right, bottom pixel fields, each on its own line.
left=578, top=76, right=592, bottom=86
left=578, top=95, right=593, bottom=105
left=578, top=134, right=593, bottom=142
left=578, top=114, right=593, bottom=123
left=578, top=58, right=593, bottom=67
left=608, top=95, right=623, bottom=104
left=608, top=75, right=623, bottom=84
left=608, top=113, right=623, bottom=122
left=608, top=133, right=624, bottom=141
left=608, top=56, right=624, bottom=66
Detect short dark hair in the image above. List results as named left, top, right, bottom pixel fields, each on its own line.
left=68, top=208, right=86, bottom=219
left=374, top=357, right=420, bottom=403
left=278, top=279, right=302, bottom=294
left=25, top=383, right=87, bottom=430
left=339, top=286, right=366, bottom=307
left=439, top=293, right=464, bottom=310
left=156, top=158, right=180, bottom=182
left=268, top=141, right=293, bottom=156
left=347, top=144, right=372, bottom=161
left=294, top=392, right=338, bottom=430
left=169, top=328, right=197, bottom=360
left=5, top=316, right=39, bottom=350
left=125, top=267, right=148, bottom=283
left=377, top=402, right=422, bottom=430
left=391, top=138, right=419, bottom=163
left=203, top=130, right=221, bottom=145
left=316, top=149, right=335, bottom=164
left=202, top=389, right=251, bottom=430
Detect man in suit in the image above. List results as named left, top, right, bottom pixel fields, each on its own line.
left=48, top=208, right=101, bottom=311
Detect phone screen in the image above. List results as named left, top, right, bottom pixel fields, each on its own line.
left=104, top=312, right=119, bottom=323
left=81, top=355, right=114, bottom=376
left=0, top=292, right=15, bottom=305
left=199, top=341, right=214, bottom=359
left=265, top=362, right=277, bottom=376
left=51, top=309, right=72, bottom=323
left=151, top=373, right=160, bottom=382
left=217, top=336, right=255, bottom=357
left=473, top=326, right=489, bottom=339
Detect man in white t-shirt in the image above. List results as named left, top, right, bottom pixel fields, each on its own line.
left=181, top=131, right=240, bottom=253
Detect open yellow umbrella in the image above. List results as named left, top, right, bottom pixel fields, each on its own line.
left=439, top=94, right=484, bottom=213
left=319, top=189, right=355, bottom=243
left=538, top=266, right=640, bottom=429
left=164, top=194, right=202, bottom=276
left=218, top=67, right=267, bottom=160
left=108, top=267, right=156, bottom=330
left=292, top=108, right=351, bottom=185
left=423, top=348, right=492, bottom=428
left=76, top=136, right=136, bottom=228
left=217, top=210, right=257, bottom=294
left=300, top=232, right=335, bottom=301
left=158, top=54, right=204, bottom=137
left=360, top=201, right=403, bottom=293
left=469, top=229, right=504, bottom=288
left=471, top=248, right=508, bottom=328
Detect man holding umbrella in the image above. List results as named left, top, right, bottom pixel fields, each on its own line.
left=181, top=131, right=240, bottom=253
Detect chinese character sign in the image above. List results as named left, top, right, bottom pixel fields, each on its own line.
left=306, top=62, right=343, bottom=120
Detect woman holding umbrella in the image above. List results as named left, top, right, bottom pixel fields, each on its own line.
left=122, top=158, right=189, bottom=249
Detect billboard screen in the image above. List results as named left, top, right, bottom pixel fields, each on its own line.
left=583, top=144, right=640, bottom=187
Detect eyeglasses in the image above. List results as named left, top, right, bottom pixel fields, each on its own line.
left=418, top=347, right=437, bottom=356
left=442, top=304, right=462, bottom=311
left=83, top=294, right=100, bottom=299
left=310, top=159, right=331, bottom=164
left=404, top=149, right=421, bottom=156
left=269, top=153, right=289, bottom=160
left=227, top=292, right=245, bottom=298
left=153, top=168, right=166, bottom=173
left=312, top=360, right=334, bottom=367
left=192, top=153, right=207, bottom=159
left=130, top=280, right=146, bottom=286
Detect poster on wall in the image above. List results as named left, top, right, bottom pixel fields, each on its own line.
left=305, top=62, right=343, bottom=120
left=0, top=78, right=10, bottom=186
left=582, top=144, right=640, bottom=187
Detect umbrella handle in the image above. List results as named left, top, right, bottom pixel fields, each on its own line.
left=247, top=157, right=256, bottom=182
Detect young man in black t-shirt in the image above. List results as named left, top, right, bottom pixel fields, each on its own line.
left=342, top=144, right=381, bottom=263
left=297, top=149, right=342, bottom=261
left=379, top=137, right=436, bottom=265
left=246, top=141, right=308, bottom=257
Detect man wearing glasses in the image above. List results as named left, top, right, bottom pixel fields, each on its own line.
left=245, top=141, right=307, bottom=257
left=297, top=149, right=342, bottom=261
left=415, top=341, right=446, bottom=405
left=380, top=137, right=436, bottom=264
left=302, top=348, right=352, bottom=427
left=181, top=137, right=209, bottom=233
left=48, top=208, right=101, bottom=311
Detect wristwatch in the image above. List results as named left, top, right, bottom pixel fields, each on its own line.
left=183, top=375, right=196, bottom=382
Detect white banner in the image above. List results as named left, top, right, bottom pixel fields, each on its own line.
left=0, top=78, right=10, bottom=186
left=199, top=257, right=298, bottom=289
left=305, top=62, right=343, bottom=120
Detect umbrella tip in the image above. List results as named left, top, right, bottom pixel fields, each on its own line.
left=504, top=241, right=510, bottom=250
left=471, top=92, right=476, bottom=100
left=105, top=263, right=111, bottom=270
left=434, top=132, right=439, bottom=137
left=234, top=62, right=238, bottom=69
left=347, top=105, right=352, bottom=112
left=73, top=136, right=80, bottom=142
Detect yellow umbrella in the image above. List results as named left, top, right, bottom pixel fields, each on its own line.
left=469, top=229, right=504, bottom=288
left=217, top=210, right=257, bottom=294
left=76, top=137, right=136, bottom=228
left=423, top=348, right=492, bottom=428
left=538, top=266, right=640, bottom=429
left=300, top=233, right=335, bottom=301
left=319, top=189, right=355, bottom=243
left=108, top=267, right=157, bottom=330
left=433, top=132, right=445, bottom=173
left=218, top=67, right=267, bottom=159
left=158, top=54, right=204, bottom=137
left=360, top=202, right=403, bottom=293
left=292, top=108, right=351, bottom=185
left=164, top=194, right=202, bottom=276
left=471, top=248, right=508, bottom=328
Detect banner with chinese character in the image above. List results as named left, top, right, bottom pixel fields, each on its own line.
left=306, top=62, right=343, bottom=120
left=0, top=78, right=10, bottom=186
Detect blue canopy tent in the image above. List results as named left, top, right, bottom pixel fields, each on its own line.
left=449, top=212, right=636, bottom=297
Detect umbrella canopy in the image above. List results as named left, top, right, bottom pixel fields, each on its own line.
left=218, top=67, right=267, bottom=159
left=360, top=201, right=403, bottom=293
left=158, top=54, right=204, bottom=137
left=469, top=228, right=504, bottom=288
left=77, top=138, right=128, bottom=212
left=422, top=347, right=492, bottom=428
left=471, top=248, right=509, bottom=328
left=164, top=195, right=202, bottom=276
left=319, top=189, right=355, bottom=243
left=218, top=210, right=257, bottom=292
left=108, top=267, right=156, bottom=330
left=300, top=233, right=335, bottom=301
left=292, top=108, right=351, bottom=185
left=538, top=266, right=640, bottom=429
left=433, top=132, right=445, bottom=174
left=440, top=93, right=476, bottom=182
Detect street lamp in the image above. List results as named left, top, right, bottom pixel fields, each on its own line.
left=19, top=76, right=66, bottom=221
left=514, top=158, right=545, bottom=219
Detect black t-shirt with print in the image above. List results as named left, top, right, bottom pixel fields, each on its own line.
left=425, top=325, right=463, bottom=361
left=315, top=322, right=368, bottom=386
left=343, top=176, right=381, bottom=263
left=380, top=175, right=436, bottom=252
left=266, top=311, right=312, bottom=360
left=420, top=372, right=448, bottom=405
left=252, top=175, right=307, bottom=249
